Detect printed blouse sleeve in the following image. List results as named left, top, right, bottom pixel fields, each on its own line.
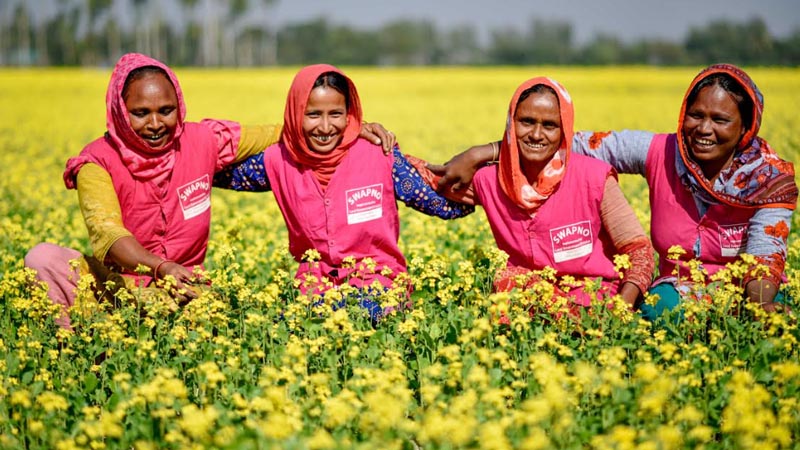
left=212, top=151, right=272, bottom=192
left=599, top=175, right=655, bottom=294
left=572, top=130, right=655, bottom=176
left=76, top=163, right=134, bottom=262
left=404, top=152, right=477, bottom=206
left=742, top=207, right=793, bottom=285
left=393, top=148, right=474, bottom=219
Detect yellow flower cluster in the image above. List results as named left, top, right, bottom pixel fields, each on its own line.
left=1, top=67, right=799, bottom=448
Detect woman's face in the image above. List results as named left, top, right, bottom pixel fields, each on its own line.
left=515, top=91, right=562, bottom=175
left=303, top=86, right=347, bottom=154
left=124, top=72, right=179, bottom=150
left=682, top=83, right=745, bottom=173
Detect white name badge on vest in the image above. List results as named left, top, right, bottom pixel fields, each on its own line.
left=719, top=223, right=749, bottom=257
left=549, top=220, right=594, bottom=263
left=177, top=174, right=211, bottom=220
left=346, top=184, right=383, bottom=225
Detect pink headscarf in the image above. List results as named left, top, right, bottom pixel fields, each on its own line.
left=498, top=77, right=574, bottom=215
left=280, top=64, right=363, bottom=190
left=65, top=53, right=186, bottom=187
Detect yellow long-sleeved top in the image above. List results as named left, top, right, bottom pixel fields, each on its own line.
left=77, top=124, right=282, bottom=262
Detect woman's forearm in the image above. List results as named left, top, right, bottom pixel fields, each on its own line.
left=394, top=149, right=475, bottom=219
left=107, top=236, right=164, bottom=273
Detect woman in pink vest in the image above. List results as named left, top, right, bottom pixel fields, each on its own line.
left=24, top=53, right=394, bottom=330
left=414, top=77, right=654, bottom=314
left=434, top=64, right=797, bottom=319
left=214, top=64, right=473, bottom=323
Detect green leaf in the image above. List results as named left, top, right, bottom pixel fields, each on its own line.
left=83, top=373, right=98, bottom=392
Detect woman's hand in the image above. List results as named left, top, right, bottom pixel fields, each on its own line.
left=359, top=122, right=396, bottom=154
left=428, top=143, right=495, bottom=193
left=107, top=237, right=200, bottom=305
left=156, top=261, right=199, bottom=303
left=618, top=282, right=642, bottom=311
left=745, top=279, right=780, bottom=312
left=760, top=302, right=783, bottom=313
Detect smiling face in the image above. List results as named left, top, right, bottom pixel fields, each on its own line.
left=514, top=90, right=562, bottom=179
left=302, top=86, right=348, bottom=154
left=123, top=72, right=179, bottom=150
left=682, top=83, right=745, bottom=180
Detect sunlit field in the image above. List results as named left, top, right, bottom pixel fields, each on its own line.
left=1, top=66, right=800, bottom=449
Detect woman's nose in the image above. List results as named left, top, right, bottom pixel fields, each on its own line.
left=697, top=118, right=712, bottom=134
left=146, top=114, right=161, bottom=130
left=531, top=124, right=544, bottom=139
left=320, top=115, right=332, bottom=131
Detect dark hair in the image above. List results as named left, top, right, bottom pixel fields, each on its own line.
left=517, top=83, right=559, bottom=108
left=313, top=71, right=351, bottom=108
left=686, top=73, right=753, bottom=130
left=122, top=65, right=171, bottom=100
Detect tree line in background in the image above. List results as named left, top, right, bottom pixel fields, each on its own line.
left=2, top=0, right=799, bottom=67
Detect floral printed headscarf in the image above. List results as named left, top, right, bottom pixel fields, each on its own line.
left=677, top=64, right=797, bottom=209
left=499, top=77, right=574, bottom=215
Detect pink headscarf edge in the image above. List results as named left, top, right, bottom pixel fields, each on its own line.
left=106, top=52, right=187, bottom=156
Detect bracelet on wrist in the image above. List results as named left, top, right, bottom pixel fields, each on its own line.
left=153, top=259, right=175, bottom=281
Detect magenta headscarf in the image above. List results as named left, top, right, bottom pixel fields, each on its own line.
left=64, top=53, right=186, bottom=187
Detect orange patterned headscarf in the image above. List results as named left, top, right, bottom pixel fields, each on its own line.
left=498, top=77, right=574, bottom=215
left=677, top=64, right=797, bottom=209
left=281, top=64, right=363, bottom=189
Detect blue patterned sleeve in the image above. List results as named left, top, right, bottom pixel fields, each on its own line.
left=572, top=130, right=655, bottom=176
left=392, top=148, right=474, bottom=219
left=212, top=152, right=272, bottom=192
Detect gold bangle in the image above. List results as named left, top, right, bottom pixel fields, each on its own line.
left=490, top=141, right=499, bottom=163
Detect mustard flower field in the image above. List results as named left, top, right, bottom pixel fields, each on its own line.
left=1, top=66, right=800, bottom=449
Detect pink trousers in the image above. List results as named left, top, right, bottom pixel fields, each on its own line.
left=24, top=243, right=84, bottom=329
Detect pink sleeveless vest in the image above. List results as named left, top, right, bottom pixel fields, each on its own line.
left=646, top=134, right=755, bottom=282
left=79, top=123, right=222, bottom=283
left=263, top=138, right=406, bottom=291
left=473, top=154, right=619, bottom=304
